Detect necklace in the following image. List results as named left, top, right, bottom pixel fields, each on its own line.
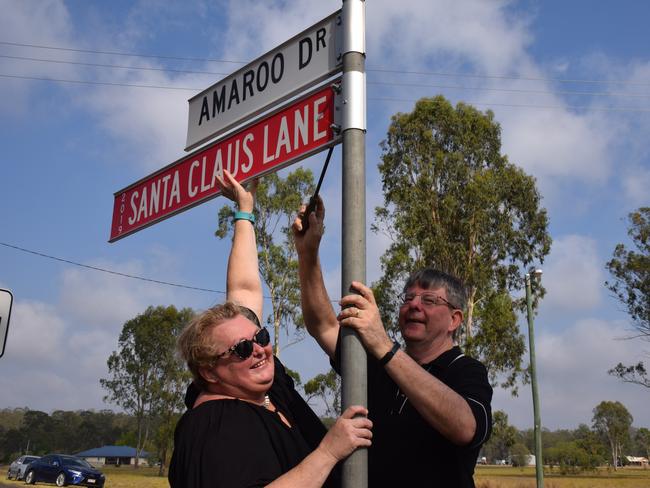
left=263, top=394, right=270, bottom=409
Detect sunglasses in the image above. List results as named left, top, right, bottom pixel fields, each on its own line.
left=215, top=327, right=271, bottom=361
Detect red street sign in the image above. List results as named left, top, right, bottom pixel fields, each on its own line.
left=110, top=85, right=339, bottom=242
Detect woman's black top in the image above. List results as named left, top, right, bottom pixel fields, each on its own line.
left=169, top=357, right=338, bottom=488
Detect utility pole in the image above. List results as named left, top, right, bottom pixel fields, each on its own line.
left=340, top=1, right=367, bottom=487
left=525, top=268, right=544, bottom=488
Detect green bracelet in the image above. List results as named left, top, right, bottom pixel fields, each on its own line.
left=234, top=211, right=255, bottom=224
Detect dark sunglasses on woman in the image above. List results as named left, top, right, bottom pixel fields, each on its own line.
left=216, top=327, right=271, bottom=360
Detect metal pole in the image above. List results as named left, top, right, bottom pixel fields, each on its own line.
left=525, top=272, right=544, bottom=488
left=340, top=1, right=367, bottom=487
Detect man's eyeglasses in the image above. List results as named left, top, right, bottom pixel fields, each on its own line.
left=215, top=327, right=271, bottom=361
left=398, top=292, right=457, bottom=309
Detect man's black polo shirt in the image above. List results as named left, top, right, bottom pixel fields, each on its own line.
left=336, top=344, right=492, bottom=487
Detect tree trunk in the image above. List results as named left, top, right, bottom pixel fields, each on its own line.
left=157, top=446, right=166, bottom=477
left=274, top=315, right=280, bottom=357
left=465, top=287, right=476, bottom=344
left=135, top=415, right=143, bottom=469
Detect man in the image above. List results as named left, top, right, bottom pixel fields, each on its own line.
left=293, top=197, right=492, bottom=487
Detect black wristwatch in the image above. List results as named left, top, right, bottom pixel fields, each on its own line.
left=379, top=341, right=401, bottom=367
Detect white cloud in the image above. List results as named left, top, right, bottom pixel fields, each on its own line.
left=0, top=0, right=73, bottom=116
left=59, top=258, right=176, bottom=330
left=6, top=300, right=66, bottom=363
left=367, top=0, right=531, bottom=73
left=493, top=318, right=650, bottom=429
left=221, top=0, right=336, bottom=61
left=0, top=249, right=193, bottom=412
left=499, top=101, right=614, bottom=184
left=621, top=166, right=650, bottom=207
left=77, top=75, right=192, bottom=170
left=541, top=234, right=603, bottom=311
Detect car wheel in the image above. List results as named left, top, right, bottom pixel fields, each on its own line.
left=7, top=469, right=13, bottom=480
left=55, top=472, right=67, bottom=487
left=25, top=470, right=36, bottom=484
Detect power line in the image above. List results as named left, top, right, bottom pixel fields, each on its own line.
left=0, top=241, right=224, bottom=294
left=0, top=73, right=199, bottom=91
left=0, top=40, right=245, bottom=65
left=368, top=67, right=650, bottom=88
left=0, top=241, right=343, bottom=303
left=368, top=81, right=650, bottom=99
left=369, top=96, right=650, bottom=113
left=0, top=54, right=230, bottom=77
left=5, top=52, right=648, bottom=99
left=3, top=73, right=648, bottom=113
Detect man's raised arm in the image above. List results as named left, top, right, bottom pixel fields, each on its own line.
left=292, top=196, right=339, bottom=359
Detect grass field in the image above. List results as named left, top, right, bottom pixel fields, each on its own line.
left=1, top=466, right=168, bottom=488
left=2, top=465, right=649, bottom=487
left=475, top=465, right=650, bottom=488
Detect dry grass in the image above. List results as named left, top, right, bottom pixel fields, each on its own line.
left=1, top=466, right=168, bottom=488
left=476, top=465, right=650, bottom=488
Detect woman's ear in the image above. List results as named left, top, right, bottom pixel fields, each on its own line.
left=199, top=366, right=220, bottom=385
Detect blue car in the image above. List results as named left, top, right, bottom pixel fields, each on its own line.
left=24, top=454, right=105, bottom=487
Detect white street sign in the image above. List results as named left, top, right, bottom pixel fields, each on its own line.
left=185, top=10, right=341, bottom=151
left=0, top=288, right=13, bottom=358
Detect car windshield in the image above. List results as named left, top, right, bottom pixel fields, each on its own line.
left=62, top=457, right=92, bottom=469
left=24, top=457, right=38, bottom=463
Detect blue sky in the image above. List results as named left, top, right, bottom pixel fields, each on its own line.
left=1, top=0, right=649, bottom=430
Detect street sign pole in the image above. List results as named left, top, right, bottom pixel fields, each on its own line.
left=340, top=1, right=367, bottom=487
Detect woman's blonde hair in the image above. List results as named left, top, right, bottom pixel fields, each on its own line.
left=177, top=302, right=260, bottom=390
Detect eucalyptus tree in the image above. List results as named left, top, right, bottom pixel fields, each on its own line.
left=592, top=400, right=633, bottom=470
left=373, top=95, right=551, bottom=390
left=101, top=305, right=193, bottom=468
left=606, top=207, right=650, bottom=389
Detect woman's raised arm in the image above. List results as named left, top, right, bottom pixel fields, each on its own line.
left=219, top=170, right=262, bottom=321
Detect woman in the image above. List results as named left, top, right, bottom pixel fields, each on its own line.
left=168, top=170, right=372, bottom=488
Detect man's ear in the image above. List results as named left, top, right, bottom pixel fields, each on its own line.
left=199, top=366, right=220, bottom=385
left=448, top=309, right=464, bottom=334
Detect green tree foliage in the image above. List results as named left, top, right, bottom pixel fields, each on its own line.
left=482, top=410, right=518, bottom=462
left=545, top=441, right=601, bottom=474
left=0, top=409, right=134, bottom=462
left=0, top=408, right=27, bottom=430
left=634, top=427, right=650, bottom=459
left=510, top=442, right=530, bottom=467
left=216, top=169, right=315, bottom=356
left=592, top=401, right=633, bottom=470
left=608, top=362, right=649, bottom=389
left=373, top=95, right=551, bottom=391
left=303, top=368, right=341, bottom=418
left=606, top=207, right=650, bottom=339
left=572, top=423, right=608, bottom=462
left=100, top=305, right=193, bottom=470
left=606, top=207, right=650, bottom=390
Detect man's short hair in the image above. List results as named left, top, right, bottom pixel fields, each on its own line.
left=403, top=268, right=467, bottom=340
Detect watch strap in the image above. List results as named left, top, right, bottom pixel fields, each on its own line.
left=379, top=341, right=400, bottom=367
